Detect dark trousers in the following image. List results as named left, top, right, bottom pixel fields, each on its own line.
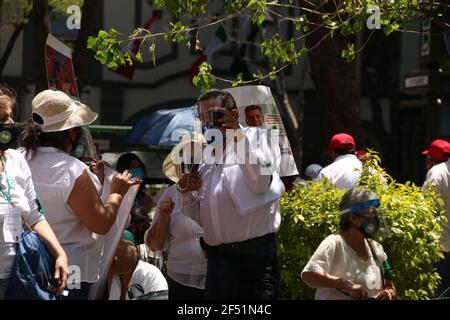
left=435, top=253, right=450, bottom=298
left=202, top=233, right=280, bottom=300
left=61, top=282, right=92, bottom=300
left=168, top=276, right=205, bottom=300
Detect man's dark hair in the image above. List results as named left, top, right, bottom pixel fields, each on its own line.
left=333, top=148, right=355, bottom=156
left=197, top=89, right=237, bottom=111
left=245, top=105, right=263, bottom=115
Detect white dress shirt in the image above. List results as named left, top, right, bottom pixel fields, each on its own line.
left=178, top=127, right=283, bottom=246
left=317, top=154, right=362, bottom=189
left=423, top=159, right=450, bottom=252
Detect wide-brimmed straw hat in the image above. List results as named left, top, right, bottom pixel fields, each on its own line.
left=163, top=132, right=207, bottom=183
left=31, top=89, right=98, bottom=132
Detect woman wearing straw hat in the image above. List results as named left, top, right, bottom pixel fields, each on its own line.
left=145, top=132, right=207, bottom=300
left=19, top=89, right=140, bottom=300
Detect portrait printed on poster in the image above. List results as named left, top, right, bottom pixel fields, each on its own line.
left=45, top=34, right=79, bottom=99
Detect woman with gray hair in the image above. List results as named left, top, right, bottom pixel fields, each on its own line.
left=301, top=188, right=396, bottom=300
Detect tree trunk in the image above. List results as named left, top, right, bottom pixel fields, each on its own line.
left=32, top=0, right=49, bottom=94
left=73, top=0, right=102, bottom=94
left=0, top=23, right=25, bottom=74
left=300, top=1, right=364, bottom=161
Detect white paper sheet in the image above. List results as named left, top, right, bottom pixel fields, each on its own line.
left=223, top=165, right=285, bottom=215
left=88, top=166, right=139, bottom=300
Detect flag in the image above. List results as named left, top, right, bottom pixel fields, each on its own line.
left=114, top=10, right=162, bottom=80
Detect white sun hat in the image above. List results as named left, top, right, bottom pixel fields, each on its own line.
left=162, top=132, right=207, bottom=183
left=31, top=89, right=98, bottom=132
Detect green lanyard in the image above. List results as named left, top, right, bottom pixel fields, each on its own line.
left=0, top=157, right=12, bottom=205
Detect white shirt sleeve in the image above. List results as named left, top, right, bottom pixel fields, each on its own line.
left=19, top=154, right=45, bottom=226
left=302, top=235, right=337, bottom=277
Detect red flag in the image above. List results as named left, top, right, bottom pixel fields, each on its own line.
left=114, top=10, right=162, bottom=80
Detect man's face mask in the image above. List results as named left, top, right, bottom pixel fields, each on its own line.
left=0, top=124, right=19, bottom=151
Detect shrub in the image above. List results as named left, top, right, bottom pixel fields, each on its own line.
left=278, top=151, right=445, bottom=300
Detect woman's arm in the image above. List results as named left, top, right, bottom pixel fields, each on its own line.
left=146, top=197, right=174, bottom=251
left=31, top=219, right=68, bottom=294
left=301, top=271, right=368, bottom=300
left=374, top=280, right=396, bottom=300
left=68, top=169, right=140, bottom=235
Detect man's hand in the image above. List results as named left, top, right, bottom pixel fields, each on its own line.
left=176, top=173, right=202, bottom=193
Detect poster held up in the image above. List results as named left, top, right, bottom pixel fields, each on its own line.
left=45, top=34, right=79, bottom=99
left=88, top=166, right=140, bottom=300
left=225, top=85, right=299, bottom=178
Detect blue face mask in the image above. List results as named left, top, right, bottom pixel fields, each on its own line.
left=129, top=168, right=145, bottom=180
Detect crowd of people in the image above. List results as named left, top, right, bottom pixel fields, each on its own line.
left=0, top=83, right=449, bottom=300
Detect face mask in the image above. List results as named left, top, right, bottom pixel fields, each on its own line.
left=358, top=215, right=380, bottom=238
left=0, top=124, right=19, bottom=151
left=129, top=168, right=145, bottom=180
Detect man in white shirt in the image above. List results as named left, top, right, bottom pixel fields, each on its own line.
left=422, top=140, right=450, bottom=297
left=317, top=133, right=362, bottom=189
left=176, top=89, right=283, bottom=300
left=422, top=139, right=450, bottom=172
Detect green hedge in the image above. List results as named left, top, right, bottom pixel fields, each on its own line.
left=278, top=152, right=445, bottom=299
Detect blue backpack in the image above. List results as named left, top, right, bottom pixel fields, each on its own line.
left=5, top=231, right=59, bottom=300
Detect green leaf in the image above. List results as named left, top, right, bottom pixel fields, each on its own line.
left=341, top=43, right=356, bottom=62
left=135, top=51, right=143, bottom=63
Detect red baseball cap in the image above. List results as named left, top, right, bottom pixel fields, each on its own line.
left=422, top=139, right=450, bottom=161
left=355, top=149, right=370, bottom=163
left=330, top=133, right=356, bottom=149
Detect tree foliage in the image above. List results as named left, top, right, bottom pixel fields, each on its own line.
left=278, top=151, right=445, bottom=299
left=0, top=0, right=84, bottom=26
left=86, top=0, right=446, bottom=92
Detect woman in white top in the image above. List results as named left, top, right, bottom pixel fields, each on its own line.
left=19, top=89, right=139, bottom=300
left=301, top=188, right=396, bottom=300
left=0, top=85, right=68, bottom=299
left=146, top=133, right=207, bottom=300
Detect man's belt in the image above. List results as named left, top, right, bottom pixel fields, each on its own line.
left=200, top=233, right=275, bottom=257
